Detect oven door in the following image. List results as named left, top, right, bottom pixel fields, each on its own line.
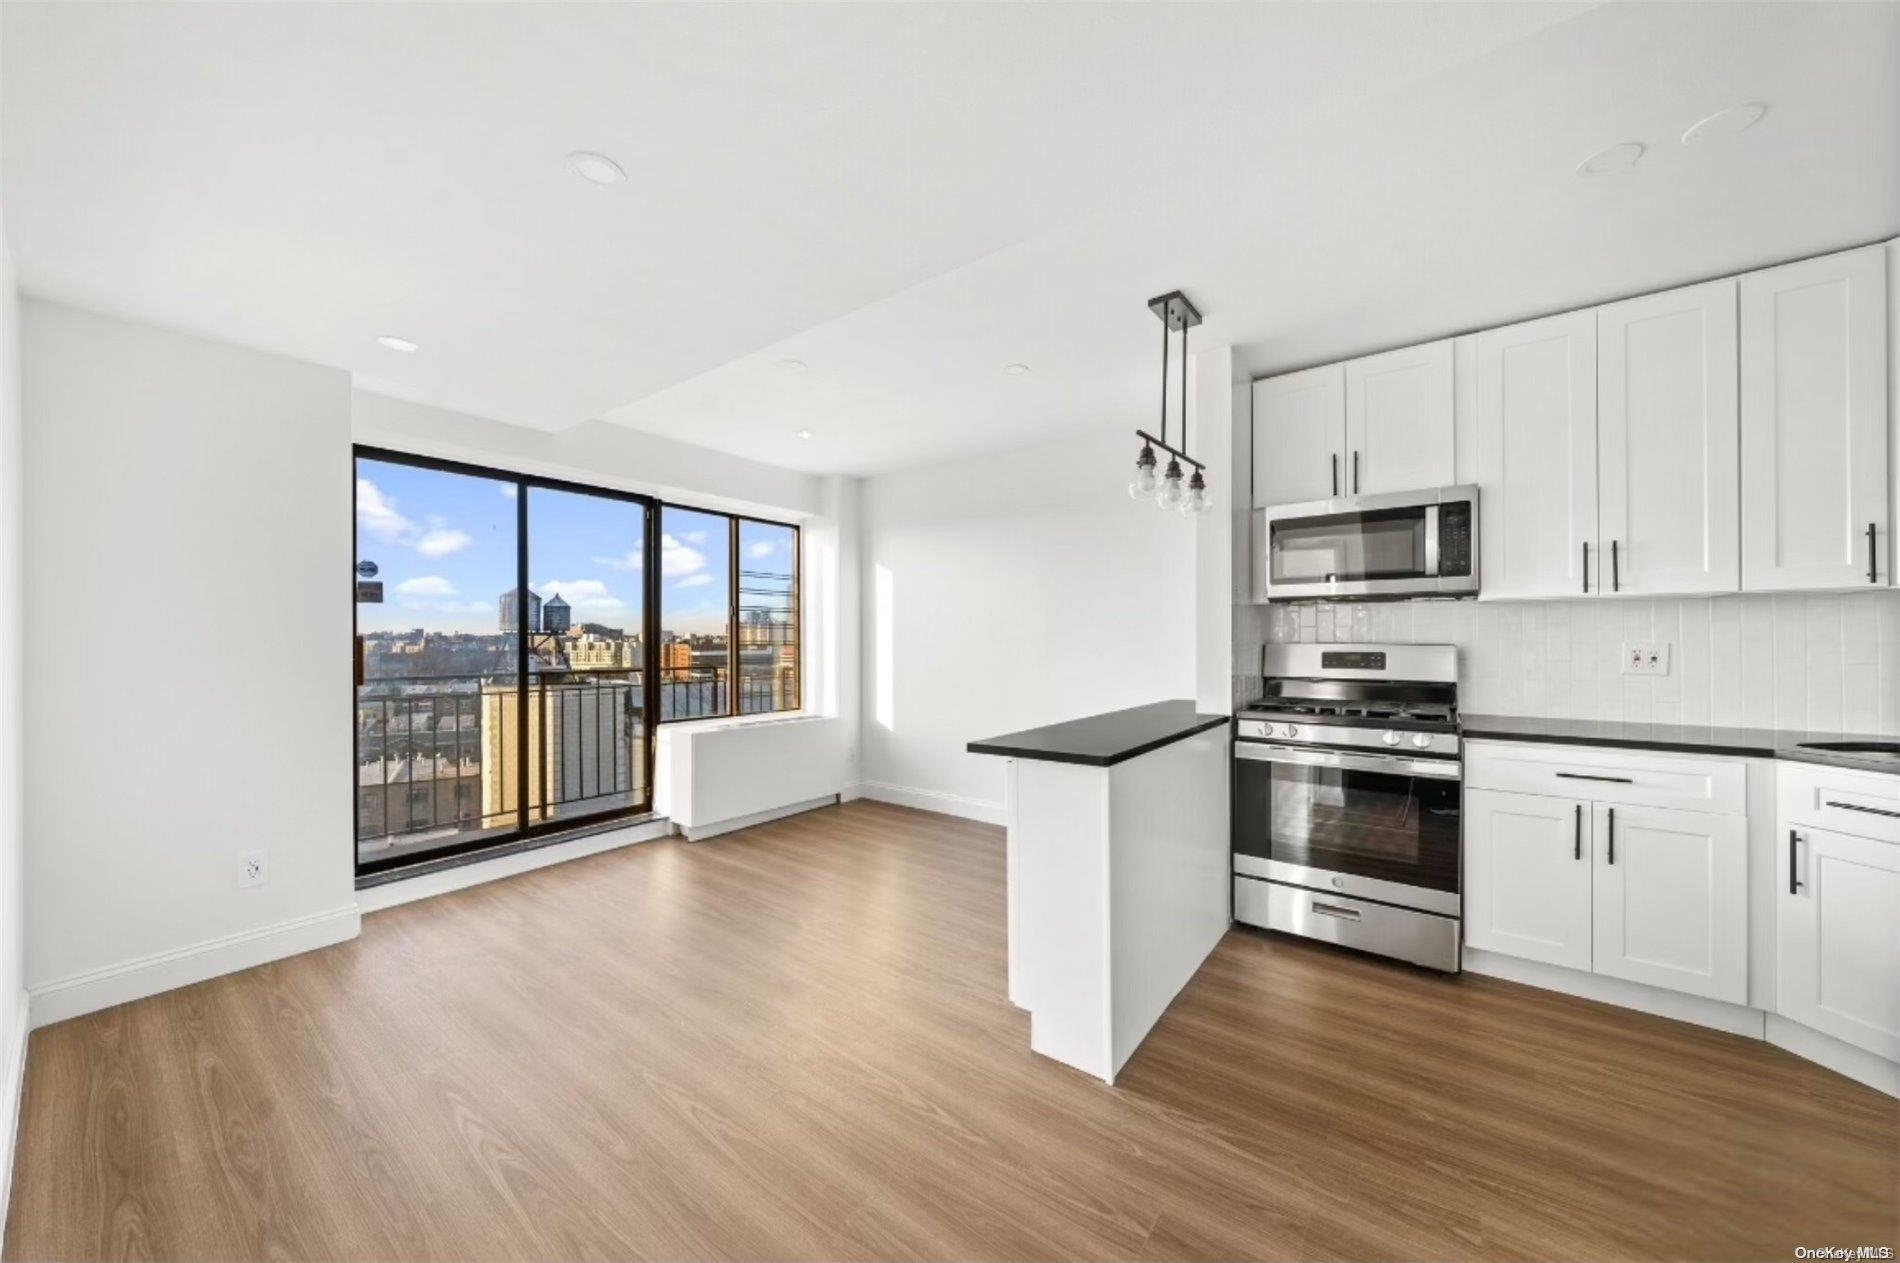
left=1233, top=741, right=1461, bottom=915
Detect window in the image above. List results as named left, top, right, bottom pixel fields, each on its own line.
left=354, top=445, right=801, bottom=878
left=738, top=520, right=799, bottom=714
left=658, top=508, right=801, bottom=722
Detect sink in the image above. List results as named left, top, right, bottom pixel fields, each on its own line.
left=1795, top=741, right=1900, bottom=759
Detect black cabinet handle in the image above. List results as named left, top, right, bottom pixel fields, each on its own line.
left=1574, top=803, right=1582, bottom=861
left=1555, top=772, right=1635, bottom=784
left=1789, top=829, right=1803, bottom=895
left=1869, top=522, right=1879, bottom=584
left=1582, top=541, right=1590, bottom=594
left=1611, top=539, right=1621, bottom=592
left=1606, top=807, right=1615, bottom=865
left=1331, top=453, right=1339, bottom=497
left=1352, top=450, right=1360, bottom=494
left=1825, top=799, right=1900, bottom=821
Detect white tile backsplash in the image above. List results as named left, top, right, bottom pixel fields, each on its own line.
left=1258, top=591, right=1900, bottom=734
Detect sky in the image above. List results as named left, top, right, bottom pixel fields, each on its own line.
left=354, top=457, right=793, bottom=638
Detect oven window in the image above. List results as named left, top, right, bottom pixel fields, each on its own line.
left=1237, top=760, right=1460, bottom=893
left=1270, top=507, right=1427, bottom=585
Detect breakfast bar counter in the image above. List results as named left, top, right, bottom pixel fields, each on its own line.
left=969, top=701, right=1230, bottom=1084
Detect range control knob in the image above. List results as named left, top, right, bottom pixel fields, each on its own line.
left=1381, top=730, right=1402, bottom=747
left=1281, top=724, right=1302, bottom=739
left=1411, top=732, right=1433, bottom=750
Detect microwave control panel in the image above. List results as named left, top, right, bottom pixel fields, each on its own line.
left=1438, top=503, right=1473, bottom=577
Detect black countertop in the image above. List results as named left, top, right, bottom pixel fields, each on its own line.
left=1461, top=712, right=1900, bottom=775
left=967, top=700, right=1230, bottom=768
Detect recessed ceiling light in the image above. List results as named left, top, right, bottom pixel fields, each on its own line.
left=1576, top=141, right=1646, bottom=177
left=776, top=359, right=809, bottom=374
left=795, top=430, right=813, bottom=440
left=1003, top=363, right=1031, bottom=376
left=376, top=335, right=418, bottom=353
left=565, top=150, right=626, bottom=185
left=1681, top=102, right=1767, bottom=146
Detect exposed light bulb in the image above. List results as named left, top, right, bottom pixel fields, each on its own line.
left=1156, top=458, right=1185, bottom=510
left=1179, top=469, right=1213, bottom=516
left=1128, top=442, right=1159, bottom=500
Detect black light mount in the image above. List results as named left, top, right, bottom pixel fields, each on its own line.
left=1128, top=289, right=1212, bottom=513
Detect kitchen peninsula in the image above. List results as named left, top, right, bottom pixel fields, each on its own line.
left=968, top=701, right=1229, bottom=1083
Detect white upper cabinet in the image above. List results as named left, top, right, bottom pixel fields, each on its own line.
left=1343, top=339, right=1454, bottom=495
left=1590, top=802, right=1747, bottom=1004
left=1740, top=244, right=1890, bottom=590
left=1474, top=310, right=1599, bottom=599
left=1251, top=364, right=1345, bottom=508
left=1596, top=278, right=1740, bottom=596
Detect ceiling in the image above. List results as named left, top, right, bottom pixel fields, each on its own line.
left=5, top=2, right=1897, bottom=477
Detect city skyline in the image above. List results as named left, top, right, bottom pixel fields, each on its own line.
left=355, top=458, right=792, bottom=639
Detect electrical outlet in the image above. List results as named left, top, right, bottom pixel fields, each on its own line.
left=1620, top=642, right=1672, bottom=676
left=238, top=849, right=268, bottom=889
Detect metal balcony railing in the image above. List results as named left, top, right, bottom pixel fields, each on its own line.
left=357, top=664, right=797, bottom=855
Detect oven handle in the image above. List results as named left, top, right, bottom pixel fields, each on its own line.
left=1233, top=741, right=1462, bottom=780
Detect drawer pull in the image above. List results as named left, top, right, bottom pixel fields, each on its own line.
left=1310, top=902, right=1361, bottom=921
left=1824, top=799, right=1900, bottom=821
left=1555, top=772, right=1635, bottom=785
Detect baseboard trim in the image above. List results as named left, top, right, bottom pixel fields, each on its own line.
left=859, top=781, right=1006, bottom=825
left=1463, top=948, right=1766, bottom=1040
left=358, top=819, right=673, bottom=912
left=0, top=990, right=29, bottom=1235
left=28, top=905, right=362, bottom=1030
left=1765, top=1014, right=1899, bottom=1097
left=681, top=796, right=833, bottom=841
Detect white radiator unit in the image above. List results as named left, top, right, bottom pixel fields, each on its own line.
left=655, top=716, right=845, bottom=839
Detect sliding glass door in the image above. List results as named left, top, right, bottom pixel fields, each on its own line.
left=353, top=448, right=656, bottom=876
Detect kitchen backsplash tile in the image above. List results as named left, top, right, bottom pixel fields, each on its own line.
left=1254, top=591, right=1900, bottom=734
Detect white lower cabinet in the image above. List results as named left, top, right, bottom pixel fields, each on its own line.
left=1777, top=826, right=1900, bottom=1060
left=1465, top=788, right=1592, bottom=970
left=1590, top=802, right=1747, bottom=1004
left=1464, top=743, right=1749, bottom=1005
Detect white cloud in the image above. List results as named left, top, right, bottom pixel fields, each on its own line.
left=675, top=573, right=713, bottom=589
left=416, top=526, right=473, bottom=558
left=682, top=529, right=710, bottom=545
left=356, top=478, right=415, bottom=543
left=591, top=550, right=643, bottom=572
left=660, top=533, right=707, bottom=579
left=745, top=540, right=777, bottom=560
left=396, top=575, right=457, bottom=599
left=500, top=485, right=518, bottom=499
left=537, top=578, right=630, bottom=611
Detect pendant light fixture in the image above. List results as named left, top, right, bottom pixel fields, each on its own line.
left=1128, top=290, right=1212, bottom=515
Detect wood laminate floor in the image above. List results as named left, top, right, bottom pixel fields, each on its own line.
left=5, top=800, right=1895, bottom=1261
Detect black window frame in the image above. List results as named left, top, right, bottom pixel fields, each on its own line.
left=351, top=444, right=802, bottom=880
left=656, top=505, right=804, bottom=726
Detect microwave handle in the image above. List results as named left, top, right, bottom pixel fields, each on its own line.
left=1424, top=504, right=1441, bottom=578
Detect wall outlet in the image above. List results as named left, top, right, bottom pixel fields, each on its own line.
left=1621, top=642, right=1672, bottom=676
left=238, top=849, right=268, bottom=889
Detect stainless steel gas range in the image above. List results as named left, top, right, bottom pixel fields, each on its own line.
left=1232, top=643, right=1462, bottom=972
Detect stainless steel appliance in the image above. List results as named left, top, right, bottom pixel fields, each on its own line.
left=1255, top=485, right=1478, bottom=602
left=1232, top=643, right=1462, bottom=971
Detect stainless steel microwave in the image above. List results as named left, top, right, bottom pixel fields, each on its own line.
left=1255, top=485, right=1478, bottom=601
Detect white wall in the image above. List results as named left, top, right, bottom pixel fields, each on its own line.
left=353, top=389, right=822, bottom=519
left=0, top=204, right=28, bottom=1220
left=859, top=427, right=1196, bottom=821
left=22, top=301, right=359, bottom=1025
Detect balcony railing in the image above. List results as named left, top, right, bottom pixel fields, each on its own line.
left=357, top=663, right=799, bottom=861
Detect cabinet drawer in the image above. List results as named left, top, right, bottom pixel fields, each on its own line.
left=1465, top=740, right=1745, bottom=815
left=1778, top=761, right=1900, bottom=844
